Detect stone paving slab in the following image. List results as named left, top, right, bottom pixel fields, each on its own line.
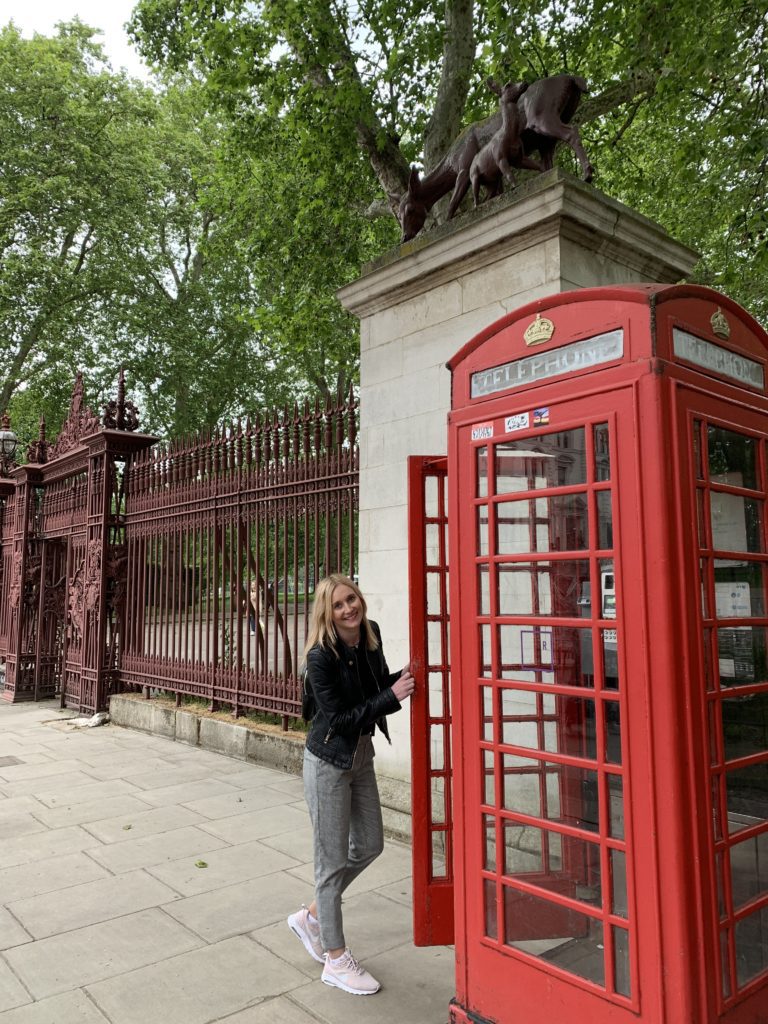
left=320, top=890, right=415, bottom=960
left=198, top=803, right=309, bottom=845
left=70, top=758, right=181, bottom=782
left=0, top=956, right=30, bottom=1013
left=249, top=922, right=321, bottom=983
left=146, top=838, right=301, bottom=897
left=374, top=875, right=413, bottom=907
left=0, top=742, right=51, bottom=758
left=0, top=703, right=454, bottom=1024
left=0, top=989, right=110, bottom=1023
left=251, top=890, right=415, bottom=977
left=136, top=778, right=241, bottom=808
left=215, top=996, right=319, bottom=1024
left=290, top=943, right=456, bottom=1024
left=161, top=872, right=311, bottom=943
left=0, top=772, right=100, bottom=799
left=8, top=870, right=181, bottom=940
left=0, top=759, right=91, bottom=783
left=1, top=826, right=100, bottom=869
left=86, top=825, right=229, bottom=875
left=0, top=797, right=47, bottom=818
left=180, top=785, right=293, bottom=820
left=0, top=814, right=47, bottom=843
left=33, top=779, right=143, bottom=808
left=0, top=908, right=31, bottom=952
left=161, top=749, right=255, bottom=772
left=0, top=853, right=110, bottom=905
left=86, top=935, right=309, bottom=1024
left=205, top=766, right=288, bottom=789
left=81, top=804, right=205, bottom=845
left=0, top=755, right=51, bottom=768
left=29, top=795, right=154, bottom=831
left=4, top=908, right=202, bottom=999
left=258, top=824, right=314, bottom=864
left=112, top=765, right=215, bottom=788
left=287, top=838, right=413, bottom=898
left=258, top=776, right=306, bottom=800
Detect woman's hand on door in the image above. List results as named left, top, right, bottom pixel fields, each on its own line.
left=392, top=665, right=416, bottom=703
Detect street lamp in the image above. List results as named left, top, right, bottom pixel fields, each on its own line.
left=0, top=411, right=18, bottom=475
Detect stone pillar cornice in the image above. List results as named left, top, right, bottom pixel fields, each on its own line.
left=338, top=170, right=699, bottom=319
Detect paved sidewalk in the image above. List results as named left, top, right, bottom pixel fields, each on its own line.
left=0, top=702, right=454, bottom=1024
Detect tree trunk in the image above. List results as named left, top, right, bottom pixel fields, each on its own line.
left=423, top=0, right=476, bottom=173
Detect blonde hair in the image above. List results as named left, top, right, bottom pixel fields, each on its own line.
left=304, top=574, right=379, bottom=658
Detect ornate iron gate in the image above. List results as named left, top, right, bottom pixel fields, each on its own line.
left=0, top=376, right=358, bottom=717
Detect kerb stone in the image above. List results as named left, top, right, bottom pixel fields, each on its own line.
left=198, top=718, right=247, bottom=759
left=175, top=711, right=199, bottom=746
left=244, top=730, right=303, bottom=774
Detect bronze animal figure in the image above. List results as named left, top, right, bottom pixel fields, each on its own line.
left=396, top=115, right=501, bottom=243
left=518, top=73, right=592, bottom=180
left=396, top=73, right=592, bottom=242
left=469, top=80, right=543, bottom=207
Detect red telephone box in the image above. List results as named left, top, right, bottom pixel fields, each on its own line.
left=409, top=284, right=768, bottom=1024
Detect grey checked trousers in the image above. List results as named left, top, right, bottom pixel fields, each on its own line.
left=303, top=736, right=384, bottom=951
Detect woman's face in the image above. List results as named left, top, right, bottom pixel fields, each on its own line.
left=331, top=584, right=362, bottom=639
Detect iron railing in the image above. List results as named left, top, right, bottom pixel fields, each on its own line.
left=0, top=378, right=359, bottom=719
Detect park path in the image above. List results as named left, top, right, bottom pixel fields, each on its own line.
left=0, top=702, right=453, bottom=1024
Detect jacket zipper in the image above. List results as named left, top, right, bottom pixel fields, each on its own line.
left=367, top=646, right=392, bottom=744
left=322, top=645, right=383, bottom=757
left=352, top=654, right=364, bottom=763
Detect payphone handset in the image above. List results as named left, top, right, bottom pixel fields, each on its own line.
left=601, top=569, right=617, bottom=643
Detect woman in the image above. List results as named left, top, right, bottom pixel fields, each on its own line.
left=287, top=574, right=415, bottom=995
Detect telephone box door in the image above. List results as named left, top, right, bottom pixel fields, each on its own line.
left=409, top=455, right=455, bottom=946
left=450, top=390, right=645, bottom=1022
left=677, top=389, right=768, bottom=1015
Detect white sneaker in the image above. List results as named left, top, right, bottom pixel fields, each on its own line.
left=321, top=948, right=381, bottom=995
left=287, top=905, right=324, bottom=963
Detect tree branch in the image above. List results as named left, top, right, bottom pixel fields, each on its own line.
left=189, top=210, right=215, bottom=285
left=58, top=227, right=77, bottom=261
left=423, top=0, right=476, bottom=172
left=72, top=225, right=95, bottom=276
left=0, top=319, right=43, bottom=409
left=278, top=0, right=411, bottom=207
left=158, top=220, right=183, bottom=291
left=577, top=68, right=662, bottom=123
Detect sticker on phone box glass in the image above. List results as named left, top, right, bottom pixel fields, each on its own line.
left=505, top=413, right=530, bottom=433
left=471, top=422, right=494, bottom=441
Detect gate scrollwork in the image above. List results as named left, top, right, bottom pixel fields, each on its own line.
left=68, top=557, right=85, bottom=639
left=8, top=560, right=22, bottom=611
left=84, top=540, right=102, bottom=615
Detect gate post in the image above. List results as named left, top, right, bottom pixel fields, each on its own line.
left=77, top=420, right=155, bottom=714
left=2, top=465, right=43, bottom=702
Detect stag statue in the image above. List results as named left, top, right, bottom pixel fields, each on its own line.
left=396, top=73, right=593, bottom=242
left=469, top=79, right=543, bottom=207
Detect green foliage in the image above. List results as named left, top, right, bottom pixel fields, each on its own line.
left=0, top=22, right=157, bottom=427
left=129, top=0, right=768, bottom=325
left=0, top=19, right=369, bottom=443
left=216, top=111, right=396, bottom=401
left=4, top=0, right=766, bottom=448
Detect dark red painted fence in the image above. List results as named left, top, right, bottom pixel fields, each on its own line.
left=0, top=376, right=358, bottom=718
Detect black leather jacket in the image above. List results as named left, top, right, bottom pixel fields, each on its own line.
left=305, top=620, right=402, bottom=770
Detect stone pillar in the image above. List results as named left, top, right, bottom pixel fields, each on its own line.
left=337, top=169, right=699, bottom=796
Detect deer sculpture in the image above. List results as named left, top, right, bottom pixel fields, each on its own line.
left=468, top=80, right=543, bottom=207
left=396, top=73, right=593, bottom=242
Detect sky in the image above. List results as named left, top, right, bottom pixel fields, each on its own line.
left=0, top=0, right=151, bottom=78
